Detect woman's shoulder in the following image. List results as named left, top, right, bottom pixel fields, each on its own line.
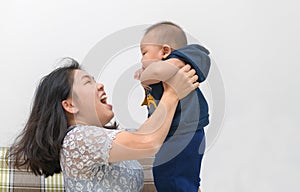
left=62, top=125, right=124, bottom=161
left=65, top=125, right=123, bottom=143
left=68, top=125, right=121, bottom=134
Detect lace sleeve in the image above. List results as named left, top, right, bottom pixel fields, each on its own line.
left=61, top=125, right=122, bottom=178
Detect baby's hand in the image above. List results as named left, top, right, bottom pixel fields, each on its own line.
left=134, top=68, right=144, bottom=80
left=134, top=67, right=158, bottom=89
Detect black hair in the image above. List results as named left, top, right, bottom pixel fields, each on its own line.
left=8, top=58, right=80, bottom=177
left=144, top=21, right=187, bottom=49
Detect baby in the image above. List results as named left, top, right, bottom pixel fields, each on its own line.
left=136, top=21, right=211, bottom=192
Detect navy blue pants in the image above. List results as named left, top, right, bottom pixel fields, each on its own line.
left=153, top=129, right=205, bottom=192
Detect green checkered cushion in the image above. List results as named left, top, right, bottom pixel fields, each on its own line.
left=0, top=147, right=64, bottom=191
left=1, top=146, right=156, bottom=191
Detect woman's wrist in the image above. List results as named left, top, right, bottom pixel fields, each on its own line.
left=161, top=89, right=179, bottom=106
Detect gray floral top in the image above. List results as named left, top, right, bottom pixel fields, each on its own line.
left=60, top=125, right=144, bottom=192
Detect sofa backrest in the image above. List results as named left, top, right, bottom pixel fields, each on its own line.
left=0, top=147, right=156, bottom=191
left=0, top=147, right=64, bottom=191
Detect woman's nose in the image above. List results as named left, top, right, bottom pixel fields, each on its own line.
left=97, top=83, right=104, bottom=90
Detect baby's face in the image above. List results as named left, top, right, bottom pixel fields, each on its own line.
left=140, top=34, right=164, bottom=69
left=140, top=43, right=164, bottom=69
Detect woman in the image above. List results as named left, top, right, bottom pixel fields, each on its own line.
left=9, top=58, right=198, bottom=191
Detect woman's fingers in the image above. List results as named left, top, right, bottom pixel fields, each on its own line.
left=187, top=69, right=196, bottom=77
left=165, top=64, right=199, bottom=99
left=193, top=81, right=200, bottom=88
left=182, top=64, right=191, bottom=72
left=191, top=74, right=198, bottom=83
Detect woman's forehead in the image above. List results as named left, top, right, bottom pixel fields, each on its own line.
left=73, top=69, right=89, bottom=79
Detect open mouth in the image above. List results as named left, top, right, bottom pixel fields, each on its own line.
left=100, top=95, right=107, bottom=104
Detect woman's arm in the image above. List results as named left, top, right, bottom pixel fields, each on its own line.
left=109, top=65, right=199, bottom=162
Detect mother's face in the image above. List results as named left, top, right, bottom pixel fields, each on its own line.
left=67, top=69, right=114, bottom=127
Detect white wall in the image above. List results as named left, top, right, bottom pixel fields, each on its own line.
left=0, top=0, right=299, bottom=191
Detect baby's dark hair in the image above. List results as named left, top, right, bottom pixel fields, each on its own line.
left=144, top=21, right=187, bottom=49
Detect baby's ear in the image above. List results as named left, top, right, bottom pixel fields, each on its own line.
left=62, top=99, right=79, bottom=114
left=162, top=44, right=172, bottom=59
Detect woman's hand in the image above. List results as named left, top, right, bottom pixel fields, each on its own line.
left=163, top=64, right=199, bottom=99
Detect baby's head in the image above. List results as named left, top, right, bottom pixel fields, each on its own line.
left=140, top=21, right=187, bottom=68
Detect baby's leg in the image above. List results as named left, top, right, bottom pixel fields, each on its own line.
left=153, top=129, right=205, bottom=192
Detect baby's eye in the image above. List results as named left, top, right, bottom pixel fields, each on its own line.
left=142, top=52, right=146, bottom=55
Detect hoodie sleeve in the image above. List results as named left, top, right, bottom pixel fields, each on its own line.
left=165, top=44, right=211, bottom=83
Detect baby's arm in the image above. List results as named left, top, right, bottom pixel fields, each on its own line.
left=135, top=58, right=185, bottom=86
left=139, top=60, right=180, bottom=86
left=136, top=44, right=211, bottom=85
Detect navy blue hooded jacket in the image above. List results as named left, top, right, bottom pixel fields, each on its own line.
left=145, top=44, right=211, bottom=136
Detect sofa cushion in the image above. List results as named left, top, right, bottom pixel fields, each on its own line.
left=0, top=147, right=64, bottom=191
left=0, top=147, right=156, bottom=192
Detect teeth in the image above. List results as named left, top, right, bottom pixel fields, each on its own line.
left=100, top=95, right=107, bottom=103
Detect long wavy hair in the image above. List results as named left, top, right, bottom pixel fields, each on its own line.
left=8, top=58, right=80, bottom=177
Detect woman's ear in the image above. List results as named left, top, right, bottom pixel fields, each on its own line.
left=61, top=99, right=79, bottom=114
left=161, top=44, right=172, bottom=59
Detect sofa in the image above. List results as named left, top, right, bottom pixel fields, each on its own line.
left=0, top=147, right=156, bottom=192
